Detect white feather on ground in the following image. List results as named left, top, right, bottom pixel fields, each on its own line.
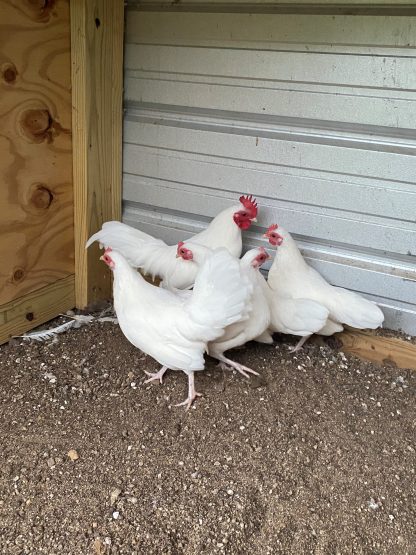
left=14, top=314, right=117, bottom=342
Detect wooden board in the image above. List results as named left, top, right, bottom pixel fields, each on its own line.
left=0, top=0, right=73, bottom=305
left=133, top=0, right=416, bottom=5
left=0, top=275, right=75, bottom=344
left=336, top=329, right=416, bottom=371
left=0, top=0, right=74, bottom=343
left=70, top=0, right=124, bottom=309
left=131, top=1, right=416, bottom=15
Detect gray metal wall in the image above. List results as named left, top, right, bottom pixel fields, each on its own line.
left=123, top=1, right=416, bottom=334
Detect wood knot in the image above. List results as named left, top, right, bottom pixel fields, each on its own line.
left=20, top=109, right=53, bottom=143
left=25, top=0, right=56, bottom=22
left=31, top=185, right=54, bottom=209
left=13, top=268, right=26, bottom=283
left=2, top=63, right=18, bottom=84
left=26, top=312, right=35, bottom=322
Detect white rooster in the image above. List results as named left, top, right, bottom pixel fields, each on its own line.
left=99, top=247, right=252, bottom=408
left=177, top=242, right=272, bottom=376
left=87, top=195, right=258, bottom=290
left=264, top=224, right=384, bottom=350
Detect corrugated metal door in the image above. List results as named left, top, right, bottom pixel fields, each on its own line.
left=123, top=1, right=416, bottom=334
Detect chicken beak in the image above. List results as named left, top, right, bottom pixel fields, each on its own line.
left=99, top=254, right=105, bottom=261
left=262, top=233, right=268, bottom=238
left=252, top=218, right=258, bottom=223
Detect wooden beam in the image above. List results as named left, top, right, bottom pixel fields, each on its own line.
left=0, top=275, right=75, bottom=345
left=70, top=0, right=124, bottom=309
left=336, top=329, right=416, bottom=371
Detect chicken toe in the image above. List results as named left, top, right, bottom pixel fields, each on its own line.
left=217, top=356, right=259, bottom=379
left=143, top=366, right=168, bottom=384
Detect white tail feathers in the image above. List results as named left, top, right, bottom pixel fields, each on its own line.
left=329, top=288, right=384, bottom=329
left=184, top=248, right=253, bottom=343
left=85, top=221, right=154, bottom=252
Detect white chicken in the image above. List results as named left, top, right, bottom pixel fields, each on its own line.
left=264, top=224, right=384, bottom=350
left=99, top=246, right=252, bottom=408
left=177, top=242, right=272, bottom=377
left=86, top=195, right=258, bottom=290
left=266, top=292, right=330, bottom=351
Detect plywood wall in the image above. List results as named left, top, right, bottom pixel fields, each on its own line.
left=0, top=0, right=74, bottom=342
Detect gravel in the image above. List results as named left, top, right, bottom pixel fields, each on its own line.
left=0, top=317, right=414, bottom=554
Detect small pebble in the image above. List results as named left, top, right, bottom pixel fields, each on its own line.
left=110, top=488, right=122, bottom=505
left=67, top=449, right=79, bottom=461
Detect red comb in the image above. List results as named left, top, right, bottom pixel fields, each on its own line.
left=267, top=224, right=278, bottom=232
left=177, top=241, right=185, bottom=252
left=239, top=195, right=258, bottom=218
left=104, top=247, right=112, bottom=253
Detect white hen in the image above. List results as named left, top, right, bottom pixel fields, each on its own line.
left=100, top=247, right=252, bottom=408
left=86, top=195, right=258, bottom=290
left=177, top=243, right=272, bottom=377
left=264, top=224, right=384, bottom=350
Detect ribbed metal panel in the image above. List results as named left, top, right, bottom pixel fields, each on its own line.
left=123, top=4, right=416, bottom=334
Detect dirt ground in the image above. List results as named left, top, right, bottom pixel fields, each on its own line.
left=0, top=316, right=415, bottom=555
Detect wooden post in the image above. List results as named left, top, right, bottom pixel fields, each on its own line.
left=70, top=0, right=124, bottom=309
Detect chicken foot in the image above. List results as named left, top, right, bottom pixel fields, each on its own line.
left=175, top=371, right=202, bottom=410
left=216, top=355, right=259, bottom=379
left=143, top=366, right=168, bottom=384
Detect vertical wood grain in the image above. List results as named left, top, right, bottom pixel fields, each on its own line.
left=0, top=0, right=74, bottom=342
left=70, top=0, right=123, bottom=308
left=0, top=0, right=73, bottom=305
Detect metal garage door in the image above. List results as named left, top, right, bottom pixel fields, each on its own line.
left=123, top=1, right=416, bottom=334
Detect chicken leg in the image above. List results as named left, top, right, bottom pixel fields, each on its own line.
left=289, top=334, right=311, bottom=353
left=143, top=366, right=168, bottom=384
left=216, top=354, right=259, bottom=379
left=175, top=371, right=202, bottom=410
